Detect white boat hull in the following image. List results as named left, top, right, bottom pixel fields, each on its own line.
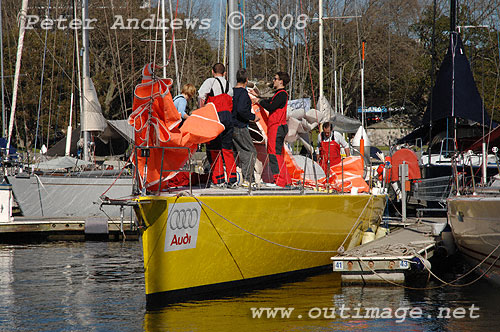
left=447, top=196, right=500, bottom=285
left=6, top=174, right=134, bottom=220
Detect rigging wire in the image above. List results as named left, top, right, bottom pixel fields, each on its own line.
left=200, top=203, right=245, bottom=279
left=152, top=1, right=161, bottom=72
left=179, top=0, right=194, bottom=85
left=298, top=0, right=316, bottom=108
left=34, top=0, right=52, bottom=157
left=168, top=0, right=181, bottom=94
left=106, top=0, right=128, bottom=119
left=46, top=0, right=61, bottom=148
left=217, top=0, right=223, bottom=63
left=188, top=193, right=380, bottom=254
left=146, top=0, right=153, bottom=66
left=69, top=10, right=76, bottom=131
left=167, top=0, right=180, bottom=61
left=289, top=0, right=299, bottom=98
left=0, top=0, right=5, bottom=137
left=73, top=0, right=83, bottom=144
left=223, top=2, right=228, bottom=68
left=29, top=29, right=105, bottom=129
left=487, top=29, right=500, bottom=137
left=237, top=0, right=246, bottom=68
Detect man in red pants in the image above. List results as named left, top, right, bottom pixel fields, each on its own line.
left=254, top=72, right=292, bottom=187
left=198, top=63, right=237, bottom=188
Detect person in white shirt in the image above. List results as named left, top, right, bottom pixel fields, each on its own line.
left=198, top=63, right=237, bottom=187
left=198, top=63, right=233, bottom=108
left=317, top=122, right=350, bottom=171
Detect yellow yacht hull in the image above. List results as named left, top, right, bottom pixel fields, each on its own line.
left=135, top=193, right=385, bottom=307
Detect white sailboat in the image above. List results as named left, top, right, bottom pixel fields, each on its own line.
left=444, top=0, right=500, bottom=286
left=4, top=0, right=134, bottom=221
left=102, top=0, right=386, bottom=308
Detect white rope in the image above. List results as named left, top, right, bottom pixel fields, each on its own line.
left=414, top=241, right=500, bottom=288
left=351, top=241, right=500, bottom=290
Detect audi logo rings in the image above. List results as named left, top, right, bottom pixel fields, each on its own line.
left=169, top=208, right=199, bottom=230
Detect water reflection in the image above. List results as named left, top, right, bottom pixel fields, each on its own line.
left=0, top=247, right=14, bottom=330
left=0, top=242, right=145, bottom=331
left=0, top=242, right=498, bottom=332
left=144, top=273, right=499, bottom=332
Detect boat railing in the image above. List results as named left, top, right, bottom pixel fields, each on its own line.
left=411, top=175, right=454, bottom=204
left=438, top=138, right=456, bottom=161
left=415, top=138, right=423, bottom=161
left=132, top=145, right=357, bottom=196
left=133, top=145, right=194, bottom=196
left=451, top=150, right=500, bottom=194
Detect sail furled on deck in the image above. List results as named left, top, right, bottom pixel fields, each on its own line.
left=82, top=77, right=107, bottom=132
left=422, top=32, right=490, bottom=126
left=129, top=63, right=224, bottom=190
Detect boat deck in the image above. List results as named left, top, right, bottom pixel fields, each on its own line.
left=147, top=185, right=361, bottom=197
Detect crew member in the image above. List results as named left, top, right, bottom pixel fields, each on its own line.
left=232, top=68, right=260, bottom=186
left=317, top=122, right=350, bottom=172
left=253, top=72, right=292, bottom=187
left=173, top=83, right=196, bottom=121
left=198, top=63, right=237, bottom=187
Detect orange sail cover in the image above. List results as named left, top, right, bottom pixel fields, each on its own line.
left=129, top=63, right=224, bottom=191
left=252, top=103, right=367, bottom=192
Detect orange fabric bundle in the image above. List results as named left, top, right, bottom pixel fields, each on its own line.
left=129, top=63, right=224, bottom=191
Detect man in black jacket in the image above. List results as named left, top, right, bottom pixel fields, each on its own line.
left=232, top=68, right=260, bottom=186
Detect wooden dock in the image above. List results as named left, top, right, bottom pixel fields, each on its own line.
left=331, top=217, right=447, bottom=285
left=0, top=217, right=139, bottom=242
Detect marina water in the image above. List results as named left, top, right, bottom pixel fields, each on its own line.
left=0, top=241, right=498, bottom=331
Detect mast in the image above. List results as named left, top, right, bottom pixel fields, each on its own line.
left=161, top=0, right=167, bottom=78
left=450, top=0, right=457, bottom=151
left=6, top=0, right=29, bottom=155
left=318, top=0, right=323, bottom=113
left=359, top=40, right=366, bottom=162
left=66, top=0, right=79, bottom=156
left=339, top=68, right=343, bottom=114
left=450, top=0, right=456, bottom=32
left=334, top=71, right=337, bottom=113
left=74, top=0, right=83, bottom=157
left=427, top=0, right=437, bottom=166
left=81, top=0, right=90, bottom=161
left=0, top=0, right=5, bottom=137
left=65, top=93, right=74, bottom=156
left=228, top=0, right=239, bottom=87
left=361, top=40, right=365, bottom=129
